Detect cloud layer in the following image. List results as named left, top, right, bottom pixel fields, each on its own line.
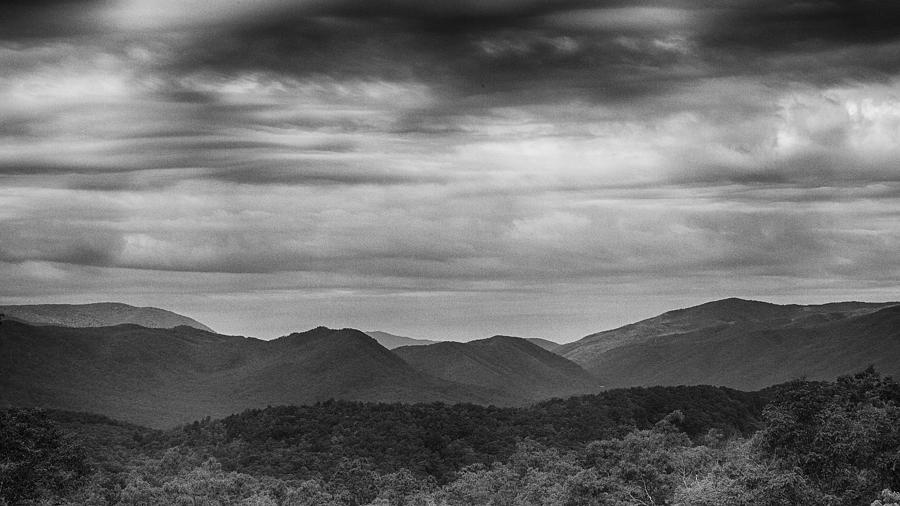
left=2, top=0, right=900, bottom=340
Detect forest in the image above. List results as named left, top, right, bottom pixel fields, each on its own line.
left=2, top=369, right=899, bottom=505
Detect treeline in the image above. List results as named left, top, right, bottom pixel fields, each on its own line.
left=2, top=371, right=898, bottom=505
left=161, top=384, right=766, bottom=482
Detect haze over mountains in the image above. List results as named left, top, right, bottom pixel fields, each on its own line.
left=365, top=330, right=562, bottom=353
left=2, top=297, right=898, bottom=428
left=0, top=303, right=213, bottom=332
left=365, top=331, right=438, bottom=349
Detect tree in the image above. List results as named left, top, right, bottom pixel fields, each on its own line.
left=0, top=409, right=90, bottom=504
left=753, top=369, right=900, bottom=505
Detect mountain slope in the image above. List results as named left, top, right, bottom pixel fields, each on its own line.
left=562, top=298, right=900, bottom=389
left=0, top=303, right=214, bottom=332
left=365, top=330, right=438, bottom=349
left=524, top=337, right=562, bottom=352
left=0, top=323, right=502, bottom=428
left=394, top=335, right=600, bottom=403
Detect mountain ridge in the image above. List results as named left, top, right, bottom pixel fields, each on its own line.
left=0, top=322, right=512, bottom=428
left=561, top=297, right=900, bottom=390
left=0, top=302, right=214, bottom=332
left=394, top=335, right=600, bottom=403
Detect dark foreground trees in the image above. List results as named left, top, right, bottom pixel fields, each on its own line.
left=0, top=410, right=89, bottom=505
left=753, top=367, right=900, bottom=505
left=1, top=371, right=897, bottom=505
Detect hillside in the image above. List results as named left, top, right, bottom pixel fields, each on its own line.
left=0, top=303, right=214, bottom=332
left=5, top=372, right=896, bottom=506
left=0, top=322, right=502, bottom=428
left=394, top=335, right=600, bottom=403
left=524, top=337, right=562, bottom=352
left=365, top=330, right=438, bottom=349
left=561, top=298, right=900, bottom=389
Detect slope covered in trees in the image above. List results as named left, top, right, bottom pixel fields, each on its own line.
left=0, top=322, right=501, bottom=428
left=393, top=335, right=599, bottom=403
left=3, top=371, right=897, bottom=505
left=561, top=298, right=900, bottom=389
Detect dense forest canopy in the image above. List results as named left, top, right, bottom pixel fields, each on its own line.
left=2, top=370, right=899, bottom=505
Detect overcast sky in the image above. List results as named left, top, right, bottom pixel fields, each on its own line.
left=2, top=0, right=900, bottom=341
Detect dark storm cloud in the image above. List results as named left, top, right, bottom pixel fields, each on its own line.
left=1, top=0, right=106, bottom=38
left=131, top=0, right=900, bottom=113
left=700, top=0, right=900, bottom=50
left=163, top=12, right=680, bottom=106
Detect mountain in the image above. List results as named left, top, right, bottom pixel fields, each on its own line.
left=560, top=298, right=900, bottom=390
left=393, top=335, right=600, bottom=403
left=0, top=303, right=214, bottom=332
left=524, top=337, right=562, bottom=352
left=365, top=330, right=438, bottom=349
left=0, top=322, right=503, bottom=428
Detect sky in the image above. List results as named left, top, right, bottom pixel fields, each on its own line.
left=2, top=0, right=900, bottom=342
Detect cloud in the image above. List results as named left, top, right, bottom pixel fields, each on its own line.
left=2, top=0, right=900, bottom=338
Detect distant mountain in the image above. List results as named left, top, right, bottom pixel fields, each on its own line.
left=0, top=303, right=214, bottom=332
left=393, top=335, right=600, bottom=403
left=524, top=337, right=562, bottom=352
left=365, top=330, right=438, bottom=349
left=0, top=323, right=504, bottom=428
left=560, top=298, right=900, bottom=390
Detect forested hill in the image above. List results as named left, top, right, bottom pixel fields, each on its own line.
left=194, top=384, right=766, bottom=481
left=0, top=321, right=505, bottom=428
left=6, top=371, right=898, bottom=505
left=31, top=383, right=769, bottom=484
left=393, top=335, right=598, bottom=403
left=560, top=298, right=900, bottom=389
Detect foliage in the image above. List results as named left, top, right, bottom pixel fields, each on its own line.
left=162, top=385, right=764, bottom=483
left=0, top=409, right=90, bottom=504
left=2, top=371, right=898, bottom=505
left=872, top=489, right=900, bottom=506
left=754, top=367, right=900, bottom=505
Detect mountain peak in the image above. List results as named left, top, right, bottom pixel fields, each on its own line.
left=671, top=297, right=780, bottom=314
left=281, top=326, right=374, bottom=343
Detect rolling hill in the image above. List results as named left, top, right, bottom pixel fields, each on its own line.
left=365, top=330, right=438, bottom=349
left=393, top=335, right=601, bottom=403
left=0, top=322, right=503, bottom=428
left=0, top=303, right=214, bottom=332
left=560, top=298, right=900, bottom=389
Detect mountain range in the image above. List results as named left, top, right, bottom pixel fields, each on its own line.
left=0, top=321, right=592, bottom=427
left=0, top=323, right=508, bottom=427
left=2, top=297, right=898, bottom=427
left=559, top=298, right=900, bottom=389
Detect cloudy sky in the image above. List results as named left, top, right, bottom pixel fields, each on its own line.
left=2, top=0, right=900, bottom=341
